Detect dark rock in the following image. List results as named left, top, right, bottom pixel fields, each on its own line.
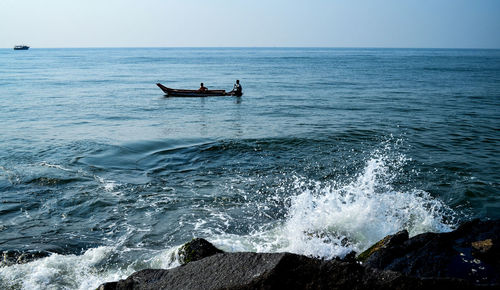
left=99, top=220, right=500, bottom=289
left=1, top=250, right=51, bottom=266
left=97, top=281, right=120, bottom=290
left=357, top=230, right=409, bottom=262
left=177, top=238, right=223, bottom=265
left=99, top=252, right=477, bottom=290
left=363, top=219, right=500, bottom=284
left=342, top=250, right=357, bottom=262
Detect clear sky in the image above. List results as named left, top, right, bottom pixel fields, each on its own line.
left=1, top=0, right=499, bottom=48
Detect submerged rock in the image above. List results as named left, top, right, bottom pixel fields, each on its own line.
left=0, top=250, right=51, bottom=266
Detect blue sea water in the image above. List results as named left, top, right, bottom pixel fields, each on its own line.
left=0, top=47, right=499, bottom=289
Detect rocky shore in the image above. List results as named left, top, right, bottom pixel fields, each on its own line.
left=98, top=219, right=499, bottom=289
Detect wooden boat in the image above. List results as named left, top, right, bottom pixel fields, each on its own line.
left=157, top=83, right=242, bottom=97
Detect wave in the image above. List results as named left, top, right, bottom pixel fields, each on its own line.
left=0, top=245, right=184, bottom=290
left=278, top=155, right=455, bottom=258
left=0, top=246, right=124, bottom=289
left=209, top=145, right=457, bottom=259
left=0, top=140, right=459, bottom=289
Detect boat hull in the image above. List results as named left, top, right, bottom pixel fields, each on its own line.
left=14, top=46, right=29, bottom=50
left=157, top=83, right=242, bottom=97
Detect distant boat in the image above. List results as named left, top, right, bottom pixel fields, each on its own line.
left=14, top=45, right=29, bottom=50
left=157, top=83, right=242, bottom=97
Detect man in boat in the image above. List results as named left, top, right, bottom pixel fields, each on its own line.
left=198, top=83, right=207, bottom=92
left=232, top=80, right=242, bottom=96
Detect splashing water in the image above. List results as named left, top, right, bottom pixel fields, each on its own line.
left=0, top=245, right=184, bottom=290
left=271, top=150, right=454, bottom=258
left=0, top=247, right=122, bottom=290
left=0, top=144, right=458, bottom=289
left=212, top=147, right=457, bottom=259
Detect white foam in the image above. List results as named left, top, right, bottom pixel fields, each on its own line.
left=0, top=246, right=119, bottom=290
left=280, top=159, right=433, bottom=257
left=0, top=245, right=184, bottom=290
left=0, top=143, right=458, bottom=289
left=94, top=176, right=121, bottom=193
left=211, top=149, right=456, bottom=259
left=39, top=161, right=72, bottom=172
left=145, top=247, right=182, bottom=270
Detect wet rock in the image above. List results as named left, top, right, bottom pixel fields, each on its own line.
left=471, top=238, right=493, bottom=253
left=0, top=250, right=51, bottom=266
left=363, top=219, right=500, bottom=284
left=342, top=250, right=357, bottom=262
left=99, top=220, right=500, bottom=289
left=97, top=281, right=121, bottom=290
left=98, top=252, right=476, bottom=290
left=471, top=238, right=498, bottom=263
left=178, top=238, right=223, bottom=265
left=357, top=229, right=409, bottom=262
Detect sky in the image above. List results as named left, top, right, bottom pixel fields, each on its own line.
left=1, top=0, right=499, bottom=48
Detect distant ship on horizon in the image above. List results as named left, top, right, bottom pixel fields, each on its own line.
left=14, top=45, right=29, bottom=50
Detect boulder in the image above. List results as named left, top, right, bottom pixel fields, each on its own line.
left=99, top=219, right=500, bottom=289
left=363, top=219, right=500, bottom=284
left=177, top=238, right=223, bottom=265
left=98, top=252, right=475, bottom=290
left=357, top=229, right=409, bottom=262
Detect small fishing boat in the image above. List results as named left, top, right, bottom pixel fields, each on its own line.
left=157, top=83, right=242, bottom=97
left=14, top=45, right=29, bottom=50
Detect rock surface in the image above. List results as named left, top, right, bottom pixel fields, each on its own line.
left=362, top=219, right=500, bottom=284
left=178, top=238, right=223, bottom=265
left=99, top=219, right=500, bottom=289
left=357, top=229, right=409, bottom=262
left=99, top=252, right=476, bottom=290
left=0, top=250, right=51, bottom=267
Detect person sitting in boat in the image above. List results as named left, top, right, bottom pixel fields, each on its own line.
left=198, top=83, right=208, bottom=92
left=232, top=80, right=242, bottom=95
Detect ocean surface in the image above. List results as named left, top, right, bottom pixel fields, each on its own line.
left=0, top=47, right=499, bottom=289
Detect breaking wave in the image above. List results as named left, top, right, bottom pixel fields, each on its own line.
left=0, top=143, right=458, bottom=289
left=211, top=146, right=457, bottom=259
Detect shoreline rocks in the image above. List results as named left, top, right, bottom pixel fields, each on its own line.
left=360, top=219, right=500, bottom=284
left=99, top=219, right=500, bottom=289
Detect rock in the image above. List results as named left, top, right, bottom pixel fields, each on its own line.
left=99, top=220, right=500, bottom=289
left=98, top=252, right=476, bottom=290
left=0, top=250, right=51, bottom=266
left=178, top=238, right=223, bottom=265
left=471, top=238, right=498, bottom=264
left=471, top=238, right=493, bottom=253
left=363, top=219, right=500, bottom=284
left=97, top=281, right=120, bottom=290
left=357, top=230, right=409, bottom=262
left=342, top=250, right=357, bottom=262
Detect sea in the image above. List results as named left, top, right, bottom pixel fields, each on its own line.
left=0, top=47, right=499, bottom=289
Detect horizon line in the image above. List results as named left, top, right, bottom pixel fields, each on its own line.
left=3, top=45, right=500, bottom=50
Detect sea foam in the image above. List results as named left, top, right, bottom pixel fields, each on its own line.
left=278, top=154, right=455, bottom=259
left=0, top=246, right=121, bottom=290
left=0, top=146, right=457, bottom=289
left=211, top=147, right=456, bottom=259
